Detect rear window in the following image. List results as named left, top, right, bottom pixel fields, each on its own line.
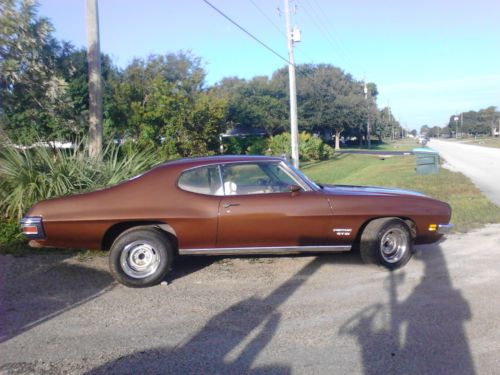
left=178, top=166, right=223, bottom=196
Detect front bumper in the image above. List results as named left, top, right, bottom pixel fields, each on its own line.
left=437, top=223, right=454, bottom=234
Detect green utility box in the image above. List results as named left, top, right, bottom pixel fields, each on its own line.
left=413, top=147, right=439, bottom=175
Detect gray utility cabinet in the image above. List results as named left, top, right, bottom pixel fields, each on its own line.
left=413, top=148, right=439, bottom=175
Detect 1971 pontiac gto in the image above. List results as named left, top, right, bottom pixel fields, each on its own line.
left=21, top=155, right=453, bottom=287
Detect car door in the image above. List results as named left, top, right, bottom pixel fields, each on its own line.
left=216, top=162, right=335, bottom=249
left=174, top=164, right=223, bottom=249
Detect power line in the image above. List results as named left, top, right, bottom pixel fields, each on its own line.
left=248, top=0, right=286, bottom=39
left=247, top=0, right=315, bottom=63
left=297, top=0, right=355, bottom=70
left=202, top=0, right=292, bottom=66
left=298, top=0, right=400, bottom=122
left=308, top=0, right=360, bottom=68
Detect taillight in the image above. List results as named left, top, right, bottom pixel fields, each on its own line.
left=20, top=217, right=45, bottom=239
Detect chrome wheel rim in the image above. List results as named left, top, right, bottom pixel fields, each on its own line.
left=120, top=241, right=160, bottom=279
left=380, top=228, right=408, bottom=264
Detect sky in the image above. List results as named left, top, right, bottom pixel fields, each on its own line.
left=37, top=0, right=500, bottom=130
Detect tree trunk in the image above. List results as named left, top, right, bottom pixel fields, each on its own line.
left=335, top=129, right=341, bottom=150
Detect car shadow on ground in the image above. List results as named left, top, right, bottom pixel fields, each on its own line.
left=0, top=253, right=114, bottom=344
left=339, top=243, right=475, bottom=375
left=164, top=255, right=216, bottom=284
left=204, top=246, right=365, bottom=265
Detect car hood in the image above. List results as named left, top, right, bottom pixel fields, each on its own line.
left=320, top=184, right=428, bottom=198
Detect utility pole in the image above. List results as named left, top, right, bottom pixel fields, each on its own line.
left=86, top=0, right=103, bottom=158
left=460, top=112, right=463, bottom=137
left=388, top=106, right=393, bottom=141
left=284, top=0, right=299, bottom=168
left=364, top=81, right=371, bottom=149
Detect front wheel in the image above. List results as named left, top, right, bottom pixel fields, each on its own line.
left=109, top=228, right=173, bottom=287
left=360, top=218, right=413, bottom=269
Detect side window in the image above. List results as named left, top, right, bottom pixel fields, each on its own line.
left=178, top=166, right=223, bottom=196
left=265, top=163, right=300, bottom=187
left=221, top=163, right=301, bottom=195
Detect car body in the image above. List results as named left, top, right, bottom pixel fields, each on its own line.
left=21, top=155, right=452, bottom=287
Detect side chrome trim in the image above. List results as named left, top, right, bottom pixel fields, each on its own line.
left=179, top=245, right=351, bottom=256
left=437, top=224, right=454, bottom=234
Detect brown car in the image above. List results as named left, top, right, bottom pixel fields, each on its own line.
left=20, top=155, right=453, bottom=287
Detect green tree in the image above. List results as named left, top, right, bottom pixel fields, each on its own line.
left=214, top=76, right=287, bottom=135
left=0, top=0, right=74, bottom=143
left=447, top=108, right=498, bottom=137
left=280, top=64, right=367, bottom=149
left=108, top=52, right=227, bottom=157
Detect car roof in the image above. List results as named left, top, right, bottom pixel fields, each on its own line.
left=160, top=155, right=287, bottom=170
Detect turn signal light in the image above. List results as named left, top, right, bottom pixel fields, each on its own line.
left=22, top=226, right=39, bottom=235
left=428, top=224, right=437, bottom=232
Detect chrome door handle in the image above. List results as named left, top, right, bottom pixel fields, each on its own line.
left=223, top=202, right=240, bottom=208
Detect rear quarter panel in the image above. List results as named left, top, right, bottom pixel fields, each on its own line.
left=28, top=164, right=220, bottom=250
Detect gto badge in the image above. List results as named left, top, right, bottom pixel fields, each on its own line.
left=333, top=228, right=352, bottom=236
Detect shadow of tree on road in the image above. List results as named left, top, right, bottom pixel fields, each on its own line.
left=339, top=244, right=475, bottom=374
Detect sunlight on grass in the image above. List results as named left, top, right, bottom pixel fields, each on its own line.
left=340, top=138, right=419, bottom=152
left=303, top=154, right=500, bottom=232
left=455, top=137, right=500, bottom=149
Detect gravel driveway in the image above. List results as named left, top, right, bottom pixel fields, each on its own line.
left=430, top=139, right=500, bottom=206
left=1, top=224, right=500, bottom=374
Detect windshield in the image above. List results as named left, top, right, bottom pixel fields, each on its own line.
left=284, top=161, right=321, bottom=191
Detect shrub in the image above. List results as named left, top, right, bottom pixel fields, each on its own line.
left=99, top=142, right=161, bottom=186
left=0, top=220, right=22, bottom=245
left=0, top=140, right=160, bottom=221
left=266, top=132, right=334, bottom=161
left=266, top=132, right=291, bottom=157
left=246, top=138, right=268, bottom=155
left=223, top=137, right=247, bottom=155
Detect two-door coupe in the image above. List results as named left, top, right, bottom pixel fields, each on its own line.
left=21, top=155, right=453, bottom=287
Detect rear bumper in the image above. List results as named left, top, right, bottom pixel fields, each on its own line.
left=20, top=216, right=46, bottom=240
left=437, top=224, right=454, bottom=234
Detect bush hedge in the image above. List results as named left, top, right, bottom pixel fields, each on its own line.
left=266, top=132, right=334, bottom=161
left=0, top=140, right=160, bottom=222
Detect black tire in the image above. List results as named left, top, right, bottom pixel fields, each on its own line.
left=109, top=227, right=173, bottom=287
left=360, top=218, right=413, bottom=270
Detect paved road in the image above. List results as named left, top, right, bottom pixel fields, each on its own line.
left=2, top=224, right=500, bottom=374
left=430, top=139, right=500, bottom=206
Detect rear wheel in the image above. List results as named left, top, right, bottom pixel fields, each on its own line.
left=109, top=228, right=173, bottom=287
left=360, top=218, right=412, bottom=269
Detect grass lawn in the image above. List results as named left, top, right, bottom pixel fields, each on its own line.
left=302, top=153, right=500, bottom=233
left=452, top=136, right=500, bottom=149
left=340, top=138, right=422, bottom=152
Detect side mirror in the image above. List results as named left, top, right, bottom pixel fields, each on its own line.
left=289, top=184, right=301, bottom=193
